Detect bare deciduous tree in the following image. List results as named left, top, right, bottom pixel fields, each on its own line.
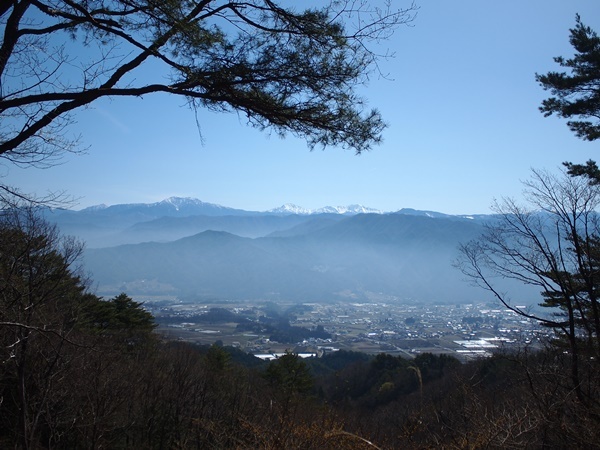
left=0, top=207, right=88, bottom=448
left=456, top=168, right=600, bottom=405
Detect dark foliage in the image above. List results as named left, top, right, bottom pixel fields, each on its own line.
left=2, top=210, right=600, bottom=448
left=236, top=316, right=332, bottom=344
left=537, top=15, right=600, bottom=141
left=0, top=1, right=417, bottom=204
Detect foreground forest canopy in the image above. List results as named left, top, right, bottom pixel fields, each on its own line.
left=1, top=208, right=600, bottom=449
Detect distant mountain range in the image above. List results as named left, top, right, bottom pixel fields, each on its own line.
left=74, top=197, right=385, bottom=217
left=46, top=197, right=489, bottom=245
left=72, top=197, right=254, bottom=220
left=44, top=197, right=533, bottom=304
left=268, top=203, right=383, bottom=215
left=69, top=196, right=488, bottom=219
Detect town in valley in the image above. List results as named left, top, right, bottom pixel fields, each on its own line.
left=137, top=294, right=548, bottom=362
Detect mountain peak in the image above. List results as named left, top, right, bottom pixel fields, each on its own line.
left=267, top=204, right=311, bottom=215
left=76, top=198, right=457, bottom=219
left=159, top=197, right=212, bottom=211
left=316, top=205, right=382, bottom=215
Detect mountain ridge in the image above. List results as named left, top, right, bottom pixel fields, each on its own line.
left=43, top=196, right=529, bottom=304
left=73, top=196, right=482, bottom=217
left=46, top=197, right=493, bottom=249
left=80, top=212, right=518, bottom=304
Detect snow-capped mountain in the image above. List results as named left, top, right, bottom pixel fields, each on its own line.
left=268, top=203, right=313, bottom=215
left=78, top=197, right=250, bottom=217
left=268, top=203, right=383, bottom=215
left=79, top=198, right=383, bottom=217
left=156, top=196, right=234, bottom=213
left=315, top=204, right=382, bottom=215
left=47, top=196, right=491, bottom=251
left=68, top=197, right=487, bottom=220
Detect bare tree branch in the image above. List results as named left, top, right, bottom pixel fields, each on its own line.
left=0, top=0, right=417, bottom=193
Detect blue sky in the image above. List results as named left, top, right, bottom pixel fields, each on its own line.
left=5, top=1, right=600, bottom=214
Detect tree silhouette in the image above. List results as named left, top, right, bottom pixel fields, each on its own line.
left=0, top=1, right=417, bottom=202
left=456, top=168, right=600, bottom=405
left=0, top=207, right=88, bottom=448
left=537, top=15, right=600, bottom=141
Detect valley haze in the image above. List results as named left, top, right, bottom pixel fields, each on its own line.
left=46, top=197, right=535, bottom=305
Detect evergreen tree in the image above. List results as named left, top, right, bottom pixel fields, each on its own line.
left=0, top=1, right=417, bottom=203
left=537, top=15, right=600, bottom=141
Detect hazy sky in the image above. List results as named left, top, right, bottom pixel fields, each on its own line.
left=5, top=1, right=600, bottom=214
